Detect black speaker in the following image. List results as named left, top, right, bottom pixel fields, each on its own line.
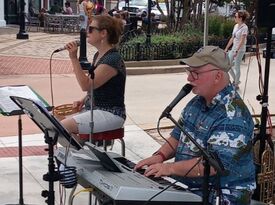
left=256, top=0, right=275, bottom=27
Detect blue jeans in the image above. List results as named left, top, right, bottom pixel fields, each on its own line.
left=228, top=50, right=245, bottom=84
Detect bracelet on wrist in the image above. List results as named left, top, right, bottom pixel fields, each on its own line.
left=153, top=151, right=166, bottom=161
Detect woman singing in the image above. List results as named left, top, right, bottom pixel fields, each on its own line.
left=62, top=15, right=126, bottom=145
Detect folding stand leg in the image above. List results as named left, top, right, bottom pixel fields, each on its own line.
left=6, top=115, right=32, bottom=205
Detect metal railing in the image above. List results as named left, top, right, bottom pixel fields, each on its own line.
left=119, top=42, right=202, bottom=61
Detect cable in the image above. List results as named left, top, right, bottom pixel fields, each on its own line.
left=49, top=52, right=55, bottom=107
left=156, top=119, right=176, bottom=153
left=70, top=188, right=94, bottom=205
left=242, top=34, right=256, bottom=99
left=59, top=183, right=66, bottom=205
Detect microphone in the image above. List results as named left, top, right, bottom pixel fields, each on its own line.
left=159, top=83, right=193, bottom=120
left=53, top=40, right=80, bottom=53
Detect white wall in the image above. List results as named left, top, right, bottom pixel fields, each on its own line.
left=0, top=0, right=7, bottom=27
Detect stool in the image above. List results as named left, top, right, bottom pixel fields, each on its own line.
left=79, top=128, right=125, bottom=156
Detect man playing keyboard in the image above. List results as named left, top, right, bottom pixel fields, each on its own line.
left=135, top=46, right=256, bottom=205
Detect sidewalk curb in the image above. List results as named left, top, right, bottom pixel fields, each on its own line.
left=127, top=65, right=187, bottom=75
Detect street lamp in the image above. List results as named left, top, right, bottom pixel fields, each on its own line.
left=203, top=0, right=209, bottom=46
left=146, top=0, right=152, bottom=45
left=16, top=0, right=29, bottom=39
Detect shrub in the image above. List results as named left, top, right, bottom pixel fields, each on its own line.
left=119, top=21, right=232, bottom=61
left=208, top=15, right=235, bottom=38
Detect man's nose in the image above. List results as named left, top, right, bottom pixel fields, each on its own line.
left=187, top=72, right=195, bottom=82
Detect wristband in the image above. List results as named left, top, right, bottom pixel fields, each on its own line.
left=153, top=151, right=166, bottom=161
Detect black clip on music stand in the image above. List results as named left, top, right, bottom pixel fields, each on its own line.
left=10, top=96, right=82, bottom=205
left=162, top=112, right=229, bottom=205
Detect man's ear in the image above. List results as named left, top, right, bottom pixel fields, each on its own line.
left=215, top=70, right=223, bottom=82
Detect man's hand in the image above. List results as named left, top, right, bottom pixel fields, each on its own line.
left=134, top=155, right=164, bottom=171
left=144, top=163, right=174, bottom=178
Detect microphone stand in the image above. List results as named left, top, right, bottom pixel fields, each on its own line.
left=41, top=129, right=60, bottom=205
left=76, top=30, right=96, bottom=204
left=162, top=112, right=228, bottom=205
left=79, top=28, right=91, bottom=70
left=85, top=56, right=95, bottom=205
left=88, top=65, right=95, bottom=144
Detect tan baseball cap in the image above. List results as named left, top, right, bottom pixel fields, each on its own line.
left=180, top=46, right=232, bottom=72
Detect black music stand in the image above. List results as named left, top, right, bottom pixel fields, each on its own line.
left=10, top=96, right=82, bottom=205
left=5, top=113, right=28, bottom=205
left=0, top=85, right=50, bottom=205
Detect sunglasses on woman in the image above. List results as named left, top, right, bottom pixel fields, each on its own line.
left=88, top=26, right=102, bottom=33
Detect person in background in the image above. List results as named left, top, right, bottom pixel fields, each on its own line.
left=61, top=15, right=126, bottom=145
left=28, top=1, right=38, bottom=17
left=95, top=0, right=104, bottom=15
left=63, top=1, right=73, bottom=15
left=121, top=11, right=130, bottom=24
left=224, top=10, right=250, bottom=90
left=86, top=0, right=94, bottom=24
left=49, top=1, right=62, bottom=14
left=38, top=7, right=47, bottom=27
left=135, top=46, right=256, bottom=205
left=78, top=0, right=88, bottom=30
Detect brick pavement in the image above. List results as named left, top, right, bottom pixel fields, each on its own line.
left=0, top=25, right=97, bottom=75
left=0, top=145, right=48, bottom=158
left=0, top=27, right=88, bottom=157
left=0, top=56, right=73, bottom=75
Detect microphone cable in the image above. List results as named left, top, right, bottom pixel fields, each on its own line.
left=49, top=51, right=55, bottom=107
left=156, top=118, right=176, bottom=153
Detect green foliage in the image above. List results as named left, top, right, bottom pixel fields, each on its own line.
left=221, top=19, right=235, bottom=38
left=120, top=21, right=231, bottom=61
left=120, top=27, right=204, bottom=61
left=208, top=15, right=223, bottom=36
left=208, top=15, right=235, bottom=38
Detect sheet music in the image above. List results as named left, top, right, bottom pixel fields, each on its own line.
left=0, top=85, right=48, bottom=114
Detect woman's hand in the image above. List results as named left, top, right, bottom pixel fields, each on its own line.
left=233, top=50, right=238, bottom=58
left=72, top=99, right=84, bottom=111
left=65, top=41, right=78, bottom=59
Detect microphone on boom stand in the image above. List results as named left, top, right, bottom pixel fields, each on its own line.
left=159, top=83, right=193, bottom=120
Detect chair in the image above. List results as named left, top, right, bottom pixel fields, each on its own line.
left=26, top=15, right=41, bottom=31
left=79, top=128, right=125, bottom=156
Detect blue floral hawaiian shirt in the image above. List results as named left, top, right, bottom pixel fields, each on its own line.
left=171, top=84, right=256, bottom=205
